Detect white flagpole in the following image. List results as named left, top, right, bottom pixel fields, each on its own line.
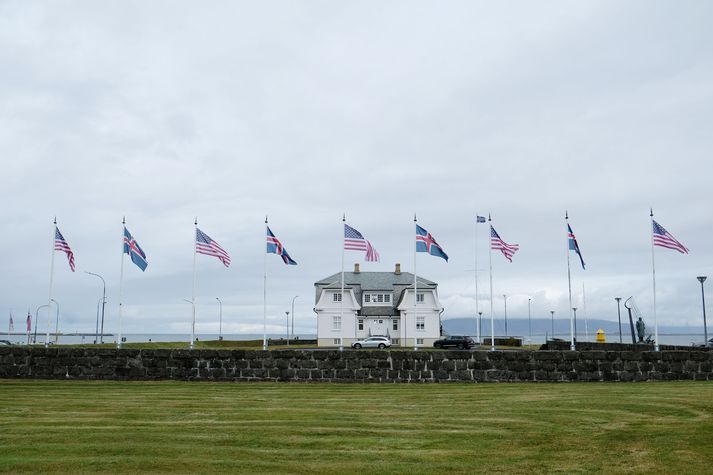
left=650, top=209, right=659, bottom=351
left=475, top=213, right=480, bottom=344
left=190, top=218, right=197, bottom=350
left=566, top=211, right=575, bottom=351
left=46, top=218, right=57, bottom=348
left=583, top=282, right=589, bottom=341
left=340, top=214, right=345, bottom=351
left=413, top=214, right=418, bottom=351
left=263, top=216, right=268, bottom=351
left=488, top=214, right=495, bottom=351
left=118, top=217, right=126, bottom=349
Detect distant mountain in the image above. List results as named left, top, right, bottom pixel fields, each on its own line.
left=442, top=317, right=704, bottom=339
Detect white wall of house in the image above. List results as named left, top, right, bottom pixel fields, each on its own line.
left=315, top=285, right=442, bottom=348
left=397, top=289, right=442, bottom=347
left=315, top=289, right=359, bottom=347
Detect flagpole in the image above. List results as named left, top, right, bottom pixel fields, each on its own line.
left=650, top=209, right=659, bottom=351
left=566, top=211, right=575, bottom=351
left=118, top=217, right=126, bottom=349
left=413, top=214, right=418, bottom=351
left=263, top=216, right=268, bottom=351
left=190, top=218, right=197, bottom=350
left=340, top=213, right=345, bottom=351
left=488, top=214, right=495, bottom=351
left=475, top=213, right=480, bottom=344
left=46, top=218, right=57, bottom=348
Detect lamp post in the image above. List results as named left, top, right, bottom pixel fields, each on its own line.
left=285, top=311, right=290, bottom=346
left=86, top=272, right=106, bottom=344
left=33, top=304, right=48, bottom=344
left=216, top=297, right=223, bottom=341
left=503, top=294, right=508, bottom=336
left=697, top=276, right=708, bottom=345
left=550, top=310, right=555, bottom=339
left=615, top=297, right=623, bottom=343
left=95, top=297, right=104, bottom=344
left=291, top=295, right=299, bottom=341
left=527, top=297, right=532, bottom=345
left=478, top=311, right=482, bottom=344
left=183, top=299, right=196, bottom=349
left=572, top=307, right=578, bottom=342
left=51, top=299, right=59, bottom=344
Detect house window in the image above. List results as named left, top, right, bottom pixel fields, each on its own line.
left=416, top=316, right=425, bottom=331
left=333, top=338, right=341, bottom=345
left=333, top=316, right=341, bottom=330
left=392, top=338, right=400, bottom=345
left=363, top=293, right=392, bottom=305
left=358, top=319, right=364, bottom=331
left=392, top=320, right=398, bottom=331
left=416, top=293, right=425, bottom=303
left=333, top=293, right=342, bottom=303
left=417, top=338, right=424, bottom=345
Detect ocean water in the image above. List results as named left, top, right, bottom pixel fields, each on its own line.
left=0, top=333, right=316, bottom=346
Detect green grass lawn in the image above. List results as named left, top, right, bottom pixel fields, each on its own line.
left=1, top=381, right=712, bottom=474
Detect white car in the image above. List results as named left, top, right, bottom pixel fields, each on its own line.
left=351, top=336, right=391, bottom=350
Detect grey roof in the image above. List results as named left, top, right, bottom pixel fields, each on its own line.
left=315, top=271, right=436, bottom=290
left=314, top=271, right=437, bottom=316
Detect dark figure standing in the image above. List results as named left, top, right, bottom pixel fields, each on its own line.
left=636, top=317, right=646, bottom=343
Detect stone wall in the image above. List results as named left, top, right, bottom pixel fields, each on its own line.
left=1, top=346, right=712, bottom=382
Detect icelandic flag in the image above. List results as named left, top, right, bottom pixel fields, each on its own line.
left=567, top=223, right=585, bottom=270
left=476, top=215, right=486, bottom=223
left=266, top=226, right=297, bottom=265
left=26, top=312, right=31, bottom=333
left=416, top=224, right=448, bottom=262
left=123, top=227, right=148, bottom=271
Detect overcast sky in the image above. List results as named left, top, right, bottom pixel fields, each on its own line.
left=1, top=1, right=711, bottom=338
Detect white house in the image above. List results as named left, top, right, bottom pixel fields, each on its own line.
left=314, top=263, right=444, bottom=348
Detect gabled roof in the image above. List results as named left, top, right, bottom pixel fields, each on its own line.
left=314, top=271, right=438, bottom=315
left=315, top=271, right=436, bottom=290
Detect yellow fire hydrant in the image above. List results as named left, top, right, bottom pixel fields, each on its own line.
left=596, top=328, right=605, bottom=343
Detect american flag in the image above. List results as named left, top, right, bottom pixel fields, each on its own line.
left=491, top=225, right=519, bottom=262
left=344, top=224, right=380, bottom=262
left=652, top=220, right=689, bottom=254
left=196, top=228, right=231, bottom=267
left=54, top=227, right=75, bottom=272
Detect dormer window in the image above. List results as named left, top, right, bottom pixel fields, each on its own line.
left=416, top=293, right=425, bottom=303
left=333, top=292, right=342, bottom=302
left=363, top=293, right=391, bottom=305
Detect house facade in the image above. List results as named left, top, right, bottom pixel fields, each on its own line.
left=314, top=263, right=443, bottom=348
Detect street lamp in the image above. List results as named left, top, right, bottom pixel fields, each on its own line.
left=527, top=297, right=532, bottom=345
left=285, top=311, right=290, bottom=346
left=503, top=294, right=508, bottom=336
left=697, top=276, right=708, bottom=345
left=291, top=295, right=299, bottom=341
left=86, top=272, right=106, bottom=344
left=183, top=299, right=196, bottom=349
left=615, top=297, right=623, bottom=343
left=572, top=307, right=578, bottom=342
left=550, top=310, right=555, bottom=339
left=216, top=297, right=223, bottom=341
left=478, top=311, right=483, bottom=344
left=33, top=305, right=48, bottom=344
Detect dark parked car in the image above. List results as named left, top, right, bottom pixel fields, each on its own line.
left=433, top=335, right=476, bottom=350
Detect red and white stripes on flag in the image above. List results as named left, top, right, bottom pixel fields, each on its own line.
left=652, top=220, right=689, bottom=254
left=196, top=228, right=231, bottom=267
left=490, top=225, right=519, bottom=262
left=344, top=224, right=380, bottom=262
left=54, top=227, right=75, bottom=272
